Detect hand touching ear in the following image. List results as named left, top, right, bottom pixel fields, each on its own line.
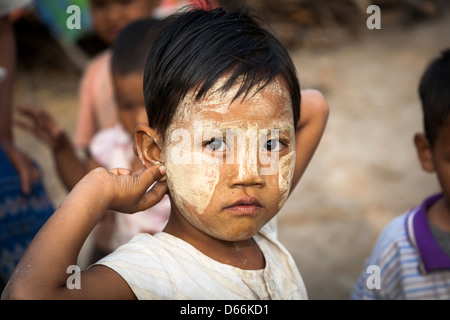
left=0, top=164, right=167, bottom=300
left=104, top=165, right=167, bottom=213
left=106, top=165, right=168, bottom=213
left=72, top=164, right=168, bottom=215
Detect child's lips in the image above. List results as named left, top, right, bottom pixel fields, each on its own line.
left=224, top=197, right=263, bottom=215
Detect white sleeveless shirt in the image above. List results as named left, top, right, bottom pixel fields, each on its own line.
left=93, top=219, right=308, bottom=300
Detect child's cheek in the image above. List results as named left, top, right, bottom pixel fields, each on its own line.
left=278, top=150, right=296, bottom=209
left=258, top=149, right=295, bottom=209
left=164, top=149, right=221, bottom=216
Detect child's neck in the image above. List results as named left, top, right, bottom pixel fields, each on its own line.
left=428, top=196, right=450, bottom=232
left=163, top=213, right=266, bottom=270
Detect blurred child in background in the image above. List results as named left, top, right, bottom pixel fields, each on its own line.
left=74, top=0, right=162, bottom=156
left=74, top=0, right=217, bottom=157
left=17, top=17, right=170, bottom=265
left=351, top=49, right=450, bottom=300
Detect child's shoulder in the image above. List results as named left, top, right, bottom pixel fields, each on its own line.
left=371, top=210, right=414, bottom=259
left=92, top=233, right=174, bottom=278
left=91, top=233, right=180, bottom=299
left=372, top=193, right=443, bottom=257
left=379, top=212, right=409, bottom=241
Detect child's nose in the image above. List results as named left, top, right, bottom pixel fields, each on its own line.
left=228, top=161, right=265, bottom=188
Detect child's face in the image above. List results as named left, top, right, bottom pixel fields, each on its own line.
left=113, top=73, right=148, bottom=136
left=89, top=0, right=159, bottom=44
left=430, top=119, right=450, bottom=206
left=162, top=76, right=296, bottom=241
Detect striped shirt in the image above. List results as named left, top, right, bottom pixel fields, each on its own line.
left=351, top=193, right=450, bottom=299
left=94, top=220, right=308, bottom=299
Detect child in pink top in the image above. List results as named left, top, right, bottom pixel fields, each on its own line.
left=74, top=0, right=162, bottom=152
left=16, top=17, right=170, bottom=264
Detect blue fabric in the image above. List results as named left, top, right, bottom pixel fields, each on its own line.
left=0, top=147, right=54, bottom=282
left=34, top=0, right=93, bottom=43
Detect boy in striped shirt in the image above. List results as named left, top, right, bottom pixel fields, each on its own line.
left=351, top=49, right=450, bottom=300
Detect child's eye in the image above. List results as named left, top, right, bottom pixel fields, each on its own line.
left=205, top=138, right=229, bottom=152
left=263, top=139, right=284, bottom=152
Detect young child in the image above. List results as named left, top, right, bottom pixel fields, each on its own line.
left=74, top=0, right=161, bottom=154
left=351, top=49, right=450, bottom=300
left=16, top=17, right=170, bottom=264
left=2, top=5, right=329, bottom=300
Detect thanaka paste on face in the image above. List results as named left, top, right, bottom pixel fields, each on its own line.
left=162, top=76, right=296, bottom=235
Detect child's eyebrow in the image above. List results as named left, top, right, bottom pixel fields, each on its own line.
left=200, top=127, right=294, bottom=139
left=214, top=123, right=295, bottom=132
left=256, top=128, right=293, bottom=135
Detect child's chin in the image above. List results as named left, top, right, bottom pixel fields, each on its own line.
left=212, top=229, right=259, bottom=242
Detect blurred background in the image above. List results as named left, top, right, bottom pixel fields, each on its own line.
left=6, top=0, right=450, bottom=299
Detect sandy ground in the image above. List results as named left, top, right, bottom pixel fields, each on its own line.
left=11, top=8, right=450, bottom=299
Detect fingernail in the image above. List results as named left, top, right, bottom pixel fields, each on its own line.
left=159, top=165, right=166, bottom=175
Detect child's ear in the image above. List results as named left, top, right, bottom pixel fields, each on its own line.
left=134, top=124, right=162, bottom=168
left=414, top=132, right=435, bottom=173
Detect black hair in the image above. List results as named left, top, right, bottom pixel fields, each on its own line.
left=419, top=48, right=450, bottom=148
left=143, top=5, right=301, bottom=139
left=111, top=17, right=161, bottom=76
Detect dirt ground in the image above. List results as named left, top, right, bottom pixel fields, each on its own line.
left=11, top=8, right=450, bottom=300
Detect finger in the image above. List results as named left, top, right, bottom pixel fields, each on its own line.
left=139, top=165, right=166, bottom=186
left=132, top=167, right=146, bottom=177
left=109, top=168, right=132, bottom=176
left=137, top=181, right=168, bottom=211
left=18, top=168, right=31, bottom=194
left=17, top=105, right=40, bottom=119
left=17, top=105, right=33, bottom=114
left=15, top=158, right=40, bottom=195
left=133, top=165, right=166, bottom=196
left=7, top=149, right=39, bottom=194
left=19, top=107, right=53, bottom=129
left=15, top=119, right=55, bottom=146
left=14, top=119, right=34, bottom=132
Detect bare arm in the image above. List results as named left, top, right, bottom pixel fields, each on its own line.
left=16, top=106, right=99, bottom=190
left=1, top=165, right=168, bottom=300
left=290, top=89, right=329, bottom=194
left=52, top=130, right=98, bottom=190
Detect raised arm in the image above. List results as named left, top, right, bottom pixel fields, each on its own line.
left=1, top=165, right=168, bottom=300
left=16, top=106, right=98, bottom=190
left=290, top=89, right=329, bottom=194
